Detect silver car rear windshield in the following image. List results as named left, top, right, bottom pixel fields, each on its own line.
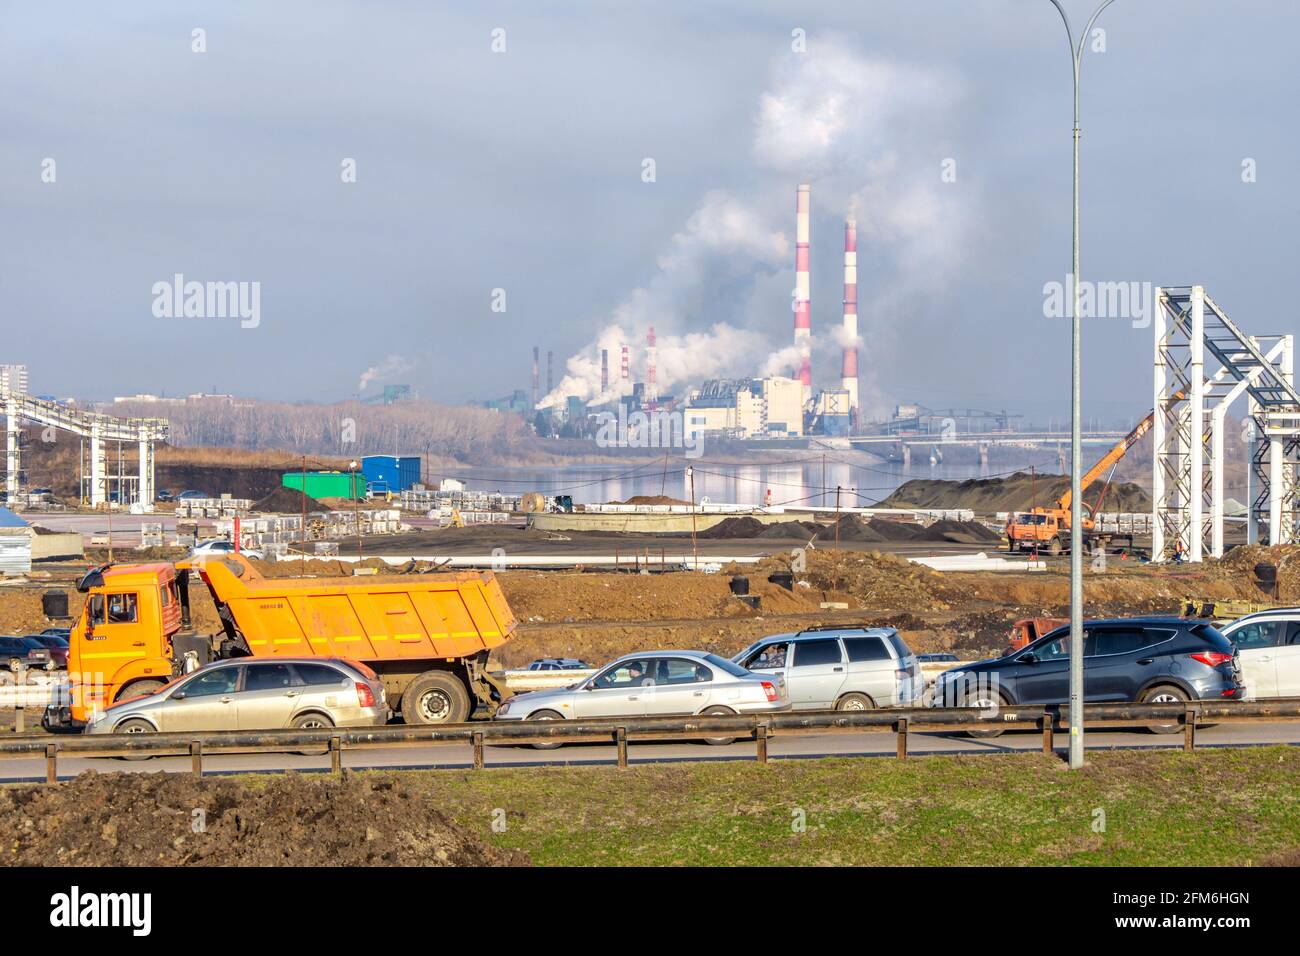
left=706, top=654, right=752, bottom=678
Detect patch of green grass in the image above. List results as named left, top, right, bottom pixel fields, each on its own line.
left=356, top=747, right=1300, bottom=865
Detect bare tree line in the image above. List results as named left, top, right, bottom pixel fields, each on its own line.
left=107, top=398, right=536, bottom=463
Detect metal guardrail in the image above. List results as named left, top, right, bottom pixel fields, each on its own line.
left=3, top=699, right=1299, bottom=782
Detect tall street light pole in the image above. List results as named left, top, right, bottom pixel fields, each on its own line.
left=1046, top=0, right=1116, bottom=770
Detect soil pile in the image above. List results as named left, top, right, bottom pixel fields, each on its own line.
left=921, top=518, right=1003, bottom=545
left=251, top=486, right=325, bottom=513
left=1218, top=544, right=1300, bottom=600
left=698, top=516, right=769, bottom=538
left=879, top=473, right=1152, bottom=514
left=756, top=520, right=821, bottom=540
left=0, top=772, right=529, bottom=867
left=618, top=495, right=690, bottom=506
left=768, top=549, right=949, bottom=610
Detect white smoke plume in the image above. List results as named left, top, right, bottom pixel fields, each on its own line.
left=540, top=37, right=972, bottom=415
left=359, top=354, right=414, bottom=394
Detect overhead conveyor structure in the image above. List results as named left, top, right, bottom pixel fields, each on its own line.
left=1153, top=286, right=1300, bottom=561
left=1, top=391, right=169, bottom=508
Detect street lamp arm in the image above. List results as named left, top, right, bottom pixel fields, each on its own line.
left=1046, top=0, right=1077, bottom=71
left=1077, top=0, right=1118, bottom=74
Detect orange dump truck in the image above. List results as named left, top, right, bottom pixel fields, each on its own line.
left=45, top=554, right=516, bottom=730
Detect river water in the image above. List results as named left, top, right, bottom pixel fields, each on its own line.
left=435, top=448, right=1065, bottom=508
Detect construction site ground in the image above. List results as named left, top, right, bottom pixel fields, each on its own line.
left=0, top=541, right=1292, bottom=680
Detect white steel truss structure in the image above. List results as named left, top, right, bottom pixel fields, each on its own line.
left=2, top=391, right=169, bottom=509
left=1153, top=286, right=1300, bottom=561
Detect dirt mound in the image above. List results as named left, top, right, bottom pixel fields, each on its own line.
left=617, top=495, right=690, bottom=506
left=760, top=549, right=949, bottom=610
left=698, top=516, right=769, bottom=539
left=0, top=771, right=529, bottom=867
left=756, top=520, right=821, bottom=540
left=878, top=473, right=1152, bottom=514
left=1218, top=544, right=1300, bottom=600
left=920, top=518, right=1003, bottom=545
left=252, top=486, right=324, bottom=513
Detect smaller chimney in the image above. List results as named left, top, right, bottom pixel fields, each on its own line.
left=601, top=349, right=609, bottom=394
left=532, top=346, right=540, bottom=408
left=621, top=346, right=629, bottom=383
left=647, top=326, right=658, bottom=409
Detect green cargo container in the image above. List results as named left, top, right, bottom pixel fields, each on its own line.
left=282, top=471, right=365, bottom=500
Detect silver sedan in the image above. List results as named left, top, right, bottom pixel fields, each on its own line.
left=494, top=650, right=789, bottom=746
left=84, top=657, right=388, bottom=735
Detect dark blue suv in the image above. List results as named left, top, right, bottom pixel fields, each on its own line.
left=933, top=617, right=1243, bottom=734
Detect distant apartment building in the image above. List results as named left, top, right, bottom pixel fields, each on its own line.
left=0, top=364, right=28, bottom=397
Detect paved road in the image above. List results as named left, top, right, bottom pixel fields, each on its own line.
left=3, top=721, right=1297, bottom=783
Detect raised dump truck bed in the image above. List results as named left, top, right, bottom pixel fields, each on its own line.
left=179, top=555, right=517, bottom=723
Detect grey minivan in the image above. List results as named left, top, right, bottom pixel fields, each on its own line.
left=732, top=627, right=921, bottom=710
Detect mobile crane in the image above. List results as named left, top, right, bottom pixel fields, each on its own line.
left=1005, top=401, right=1169, bottom=556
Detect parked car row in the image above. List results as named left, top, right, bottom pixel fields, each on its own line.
left=0, top=629, right=70, bottom=676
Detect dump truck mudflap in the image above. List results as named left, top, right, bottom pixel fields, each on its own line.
left=466, top=652, right=514, bottom=715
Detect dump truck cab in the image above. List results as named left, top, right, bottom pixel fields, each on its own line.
left=47, top=563, right=188, bottom=728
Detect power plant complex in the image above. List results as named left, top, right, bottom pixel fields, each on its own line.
left=518, top=183, right=865, bottom=442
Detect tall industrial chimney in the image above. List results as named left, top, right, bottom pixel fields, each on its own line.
left=546, top=350, right=554, bottom=395
left=601, top=348, right=609, bottom=395
left=646, top=326, right=658, bottom=409
left=621, top=346, right=629, bottom=385
left=793, top=183, right=812, bottom=402
left=841, top=217, right=859, bottom=415
left=531, top=346, right=540, bottom=408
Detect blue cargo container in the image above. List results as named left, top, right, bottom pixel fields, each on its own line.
left=361, top=455, right=422, bottom=495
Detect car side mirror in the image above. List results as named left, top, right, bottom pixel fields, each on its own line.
left=172, top=691, right=186, bottom=700
left=1017, top=653, right=1038, bottom=664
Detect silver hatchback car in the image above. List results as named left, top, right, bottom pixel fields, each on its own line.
left=495, top=650, right=789, bottom=743
left=84, top=657, right=389, bottom=735
left=733, top=627, right=921, bottom=710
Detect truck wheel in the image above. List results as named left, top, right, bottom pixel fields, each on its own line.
left=117, top=679, right=166, bottom=702
left=404, top=671, right=470, bottom=725
left=1047, top=537, right=1062, bottom=557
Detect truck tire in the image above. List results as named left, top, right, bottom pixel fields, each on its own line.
left=404, top=671, right=470, bottom=725
left=116, top=679, right=166, bottom=702
left=1047, top=537, right=1063, bottom=557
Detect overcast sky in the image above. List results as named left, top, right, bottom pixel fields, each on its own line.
left=2, top=1, right=1296, bottom=424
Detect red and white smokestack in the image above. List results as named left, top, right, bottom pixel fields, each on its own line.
left=793, top=183, right=812, bottom=402
left=532, top=346, right=540, bottom=408
left=621, top=345, right=629, bottom=385
left=841, top=217, right=859, bottom=414
left=601, top=349, right=609, bottom=394
left=647, top=325, right=658, bottom=409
